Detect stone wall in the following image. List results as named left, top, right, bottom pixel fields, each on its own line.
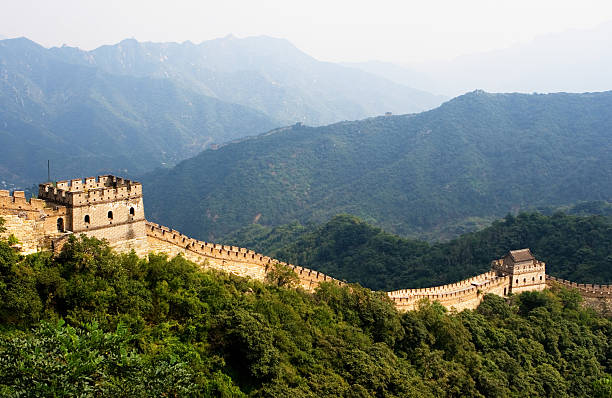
left=0, top=180, right=558, bottom=313
left=37, top=176, right=146, bottom=245
left=546, top=276, right=612, bottom=316
left=546, top=276, right=612, bottom=297
left=0, top=191, right=68, bottom=254
left=492, top=257, right=547, bottom=293
left=388, top=272, right=511, bottom=312
left=39, top=176, right=142, bottom=208
left=145, top=221, right=344, bottom=290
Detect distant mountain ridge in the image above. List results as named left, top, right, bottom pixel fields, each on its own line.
left=0, top=37, right=278, bottom=185
left=0, top=35, right=445, bottom=186
left=142, top=90, right=612, bottom=241
left=48, top=35, right=445, bottom=125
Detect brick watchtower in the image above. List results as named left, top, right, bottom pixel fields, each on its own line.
left=492, top=249, right=546, bottom=294
left=38, top=175, right=146, bottom=244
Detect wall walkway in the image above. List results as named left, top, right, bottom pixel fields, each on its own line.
left=144, top=221, right=344, bottom=290
left=388, top=271, right=510, bottom=311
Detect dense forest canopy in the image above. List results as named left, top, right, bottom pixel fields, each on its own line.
left=1, top=228, right=612, bottom=397
left=0, top=35, right=443, bottom=186
left=143, top=91, right=612, bottom=242
left=224, top=211, right=612, bottom=291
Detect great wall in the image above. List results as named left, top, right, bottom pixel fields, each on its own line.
left=0, top=175, right=608, bottom=312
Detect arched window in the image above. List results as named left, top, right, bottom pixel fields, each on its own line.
left=129, top=207, right=135, bottom=216
left=540, top=275, right=543, bottom=281
left=523, top=278, right=526, bottom=283
left=84, top=215, right=90, bottom=224
left=57, top=218, right=64, bottom=232
left=107, top=211, right=113, bottom=220
left=516, top=279, right=519, bottom=284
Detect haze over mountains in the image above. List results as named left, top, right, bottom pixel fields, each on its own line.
left=143, top=90, right=612, bottom=241
left=51, top=35, right=444, bottom=125
left=0, top=35, right=444, bottom=186
left=350, top=22, right=612, bottom=96
left=0, top=37, right=278, bottom=186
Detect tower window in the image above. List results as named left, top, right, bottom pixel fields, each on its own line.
left=108, top=211, right=113, bottom=220
left=516, top=279, right=519, bottom=284
left=129, top=207, right=135, bottom=216
left=57, top=218, right=64, bottom=232
left=84, top=215, right=90, bottom=224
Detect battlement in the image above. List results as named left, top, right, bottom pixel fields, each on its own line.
left=491, top=258, right=545, bottom=275
left=0, top=189, right=65, bottom=217
left=38, top=175, right=142, bottom=207
left=547, top=276, right=612, bottom=297
left=2, top=174, right=557, bottom=312
left=145, top=221, right=344, bottom=289
left=390, top=274, right=510, bottom=311
left=387, top=271, right=498, bottom=298
left=391, top=275, right=508, bottom=301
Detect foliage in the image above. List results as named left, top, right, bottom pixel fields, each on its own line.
left=264, top=262, right=299, bottom=288
left=0, top=38, right=277, bottom=185
left=143, top=91, right=612, bottom=241
left=0, top=235, right=611, bottom=396
left=228, top=212, right=612, bottom=290
left=6, top=234, right=19, bottom=246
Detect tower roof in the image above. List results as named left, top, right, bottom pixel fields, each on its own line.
left=508, top=249, right=534, bottom=262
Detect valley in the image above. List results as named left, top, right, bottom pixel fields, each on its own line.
left=2, top=9, right=612, bottom=394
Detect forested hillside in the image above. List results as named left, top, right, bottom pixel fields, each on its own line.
left=0, top=38, right=277, bottom=186
left=224, top=211, right=612, bottom=291
left=1, top=229, right=611, bottom=397
left=144, top=91, right=612, bottom=241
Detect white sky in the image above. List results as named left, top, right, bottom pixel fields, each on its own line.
left=2, top=0, right=612, bottom=64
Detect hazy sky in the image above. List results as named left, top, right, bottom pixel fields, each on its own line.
left=3, top=0, right=612, bottom=64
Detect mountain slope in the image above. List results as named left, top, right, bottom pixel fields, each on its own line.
left=0, top=38, right=277, bottom=185
left=2, top=234, right=611, bottom=396
left=49, top=35, right=445, bottom=125
left=143, top=91, right=612, bottom=240
left=224, top=212, right=612, bottom=291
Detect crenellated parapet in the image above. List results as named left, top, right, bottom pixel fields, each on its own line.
left=491, top=258, right=545, bottom=276
left=39, top=175, right=142, bottom=208
left=388, top=249, right=548, bottom=311
left=388, top=271, right=510, bottom=311
left=387, top=271, right=498, bottom=298
left=0, top=189, right=66, bottom=220
left=546, top=275, right=612, bottom=297
left=2, top=174, right=561, bottom=312
left=145, top=221, right=344, bottom=290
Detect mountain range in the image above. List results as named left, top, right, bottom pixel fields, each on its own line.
left=224, top=210, right=612, bottom=291
left=51, top=35, right=444, bottom=126
left=0, top=38, right=277, bottom=185
left=0, top=35, right=443, bottom=186
left=142, top=90, right=612, bottom=241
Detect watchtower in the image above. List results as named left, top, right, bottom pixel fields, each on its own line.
left=38, top=175, right=146, bottom=244
left=492, top=249, right=546, bottom=294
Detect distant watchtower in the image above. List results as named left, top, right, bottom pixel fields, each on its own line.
left=492, top=249, right=546, bottom=294
left=38, top=175, right=146, bottom=244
